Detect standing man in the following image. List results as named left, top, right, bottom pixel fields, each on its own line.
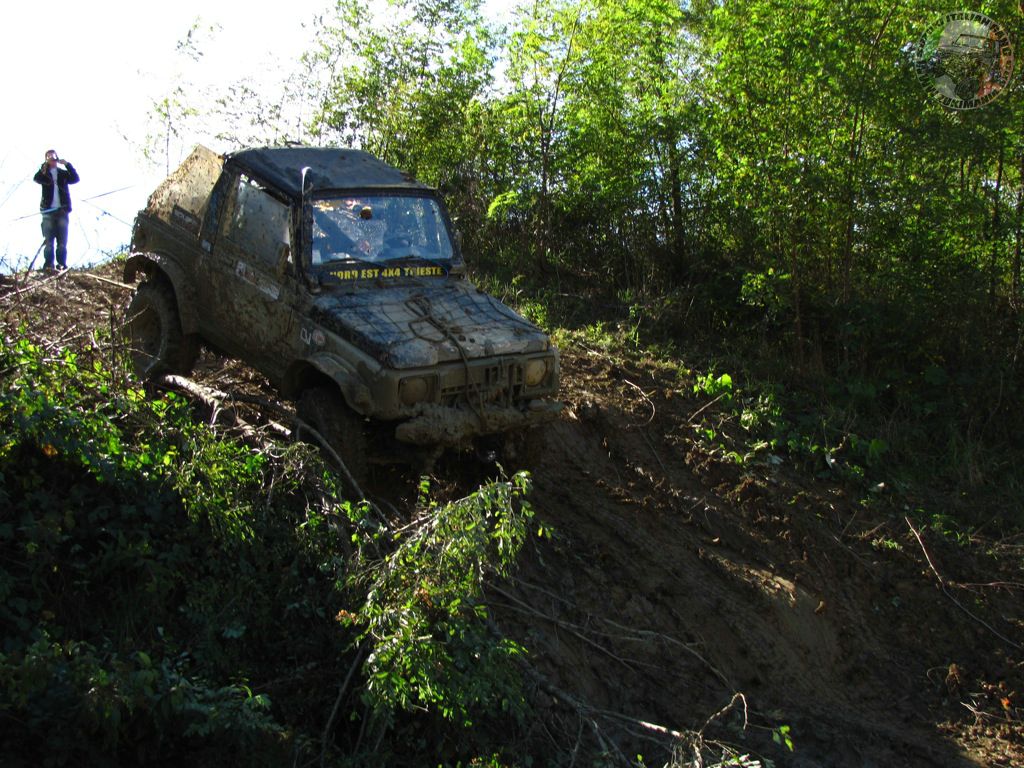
left=32, top=149, right=79, bottom=272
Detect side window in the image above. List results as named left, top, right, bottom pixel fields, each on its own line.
left=222, top=175, right=291, bottom=268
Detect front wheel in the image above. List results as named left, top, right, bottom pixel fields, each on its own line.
left=125, top=280, right=198, bottom=379
left=296, top=387, right=369, bottom=491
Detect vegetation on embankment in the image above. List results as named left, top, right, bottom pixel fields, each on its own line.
left=0, top=324, right=535, bottom=766
left=2, top=261, right=1023, bottom=766
left=477, top=262, right=1024, bottom=532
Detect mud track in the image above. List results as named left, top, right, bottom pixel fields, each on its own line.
left=489, top=349, right=1024, bottom=766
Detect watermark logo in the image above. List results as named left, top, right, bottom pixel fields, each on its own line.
left=912, top=11, right=1014, bottom=110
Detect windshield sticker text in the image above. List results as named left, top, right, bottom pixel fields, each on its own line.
left=329, top=265, right=445, bottom=280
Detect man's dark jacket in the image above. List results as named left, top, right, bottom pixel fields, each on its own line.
left=33, top=163, right=80, bottom=213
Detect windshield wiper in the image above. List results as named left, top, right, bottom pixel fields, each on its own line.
left=318, top=253, right=379, bottom=268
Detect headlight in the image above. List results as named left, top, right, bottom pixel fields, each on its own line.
left=524, top=359, right=548, bottom=387
left=399, top=376, right=430, bottom=406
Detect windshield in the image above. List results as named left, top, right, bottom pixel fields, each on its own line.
left=310, top=194, right=455, bottom=267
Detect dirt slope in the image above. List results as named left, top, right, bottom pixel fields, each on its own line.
left=3, top=265, right=1022, bottom=767
left=495, top=348, right=1024, bottom=766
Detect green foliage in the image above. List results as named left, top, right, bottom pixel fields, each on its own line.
left=683, top=360, right=898, bottom=482
left=871, top=536, right=903, bottom=552
left=740, top=269, right=790, bottom=320
left=0, top=636, right=279, bottom=757
left=771, top=724, right=794, bottom=752
left=486, top=191, right=523, bottom=222
left=0, top=335, right=297, bottom=763
left=694, top=371, right=734, bottom=403
left=0, top=329, right=536, bottom=764
left=348, top=473, right=535, bottom=727
left=308, top=0, right=493, bottom=187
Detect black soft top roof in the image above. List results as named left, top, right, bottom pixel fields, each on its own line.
left=225, top=147, right=430, bottom=199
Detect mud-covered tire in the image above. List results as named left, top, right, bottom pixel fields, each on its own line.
left=297, top=387, right=369, bottom=487
left=125, top=280, right=199, bottom=379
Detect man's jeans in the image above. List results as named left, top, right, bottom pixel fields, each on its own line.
left=41, top=210, right=69, bottom=270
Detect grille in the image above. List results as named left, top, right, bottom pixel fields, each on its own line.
left=439, top=360, right=524, bottom=406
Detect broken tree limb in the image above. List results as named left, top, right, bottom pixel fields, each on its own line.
left=905, top=516, right=1022, bottom=651
left=0, top=267, right=69, bottom=303
left=293, top=416, right=366, bottom=500
left=620, top=377, right=656, bottom=425
left=77, top=272, right=136, bottom=291
left=687, top=392, right=728, bottom=426
left=321, top=646, right=366, bottom=768
left=154, top=373, right=369, bottom=501
left=484, top=614, right=690, bottom=764
left=488, top=584, right=642, bottom=673
left=155, top=373, right=262, bottom=443
left=511, top=577, right=733, bottom=689
left=158, top=373, right=229, bottom=402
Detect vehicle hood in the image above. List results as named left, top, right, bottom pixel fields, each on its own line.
left=311, top=279, right=551, bottom=369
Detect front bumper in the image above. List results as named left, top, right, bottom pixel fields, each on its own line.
left=393, top=399, right=563, bottom=445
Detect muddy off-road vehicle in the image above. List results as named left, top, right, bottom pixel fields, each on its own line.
left=124, top=146, right=560, bottom=476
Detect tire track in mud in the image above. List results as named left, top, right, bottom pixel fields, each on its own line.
left=492, top=352, right=990, bottom=766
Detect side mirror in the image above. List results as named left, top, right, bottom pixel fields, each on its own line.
left=450, top=230, right=466, bottom=276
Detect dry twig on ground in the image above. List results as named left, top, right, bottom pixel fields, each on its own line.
left=905, top=516, right=1022, bottom=652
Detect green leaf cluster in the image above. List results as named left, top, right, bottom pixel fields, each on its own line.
left=348, top=473, right=535, bottom=728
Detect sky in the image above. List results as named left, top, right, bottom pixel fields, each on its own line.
left=0, top=0, right=331, bottom=270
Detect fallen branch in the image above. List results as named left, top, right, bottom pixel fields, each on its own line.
left=158, top=373, right=229, bottom=402
left=266, top=420, right=292, bottom=439
left=697, top=692, right=749, bottom=736
left=77, top=272, right=136, bottom=291
left=0, top=268, right=69, bottom=303
left=484, top=611, right=748, bottom=766
left=155, top=373, right=370, bottom=502
left=155, top=373, right=255, bottom=435
left=958, top=581, right=1024, bottom=591
left=489, top=585, right=642, bottom=673
left=293, top=417, right=365, bottom=500
left=905, top=516, right=1022, bottom=651
left=321, top=647, right=366, bottom=768
left=221, top=390, right=294, bottom=415
left=598, top=616, right=732, bottom=690
left=513, top=577, right=732, bottom=688
left=511, top=642, right=677, bottom=762
left=592, top=706, right=689, bottom=740
left=621, top=377, right=656, bottom=425
left=638, top=429, right=669, bottom=477
left=687, top=392, right=728, bottom=426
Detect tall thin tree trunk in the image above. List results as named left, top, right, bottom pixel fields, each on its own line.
left=668, top=139, right=685, bottom=278
left=537, top=127, right=551, bottom=273
left=840, top=107, right=862, bottom=304
left=989, top=135, right=1005, bottom=303
left=1013, top=151, right=1024, bottom=311
left=838, top=5, right=896, bottom=304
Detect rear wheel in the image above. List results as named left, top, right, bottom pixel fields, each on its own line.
left=297, top=387, right=369, bottom=490
left=125, top=280, right=198, bottom=379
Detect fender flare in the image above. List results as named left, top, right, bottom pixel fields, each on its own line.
left=124, top=252, right=201, bottom=335
left=283, top=353, right=373, bottom=414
